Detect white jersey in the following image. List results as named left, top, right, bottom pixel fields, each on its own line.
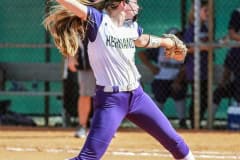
left=86, top=7, right=142, bottom=87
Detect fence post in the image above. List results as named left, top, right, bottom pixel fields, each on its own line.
left=44, top=0, right=51, bottom=126
left=207, top=0, right=214, bottom=129
left=194, top=0, right=201, bottom=130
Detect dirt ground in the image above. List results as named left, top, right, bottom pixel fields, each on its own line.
left=0, top=127, right=240, bottom=160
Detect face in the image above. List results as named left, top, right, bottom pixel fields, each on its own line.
left=124, top=0, right=140, bottom=20
left=200, top=6, right=208, bottom=21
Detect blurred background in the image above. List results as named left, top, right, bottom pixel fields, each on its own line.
left=0, top=0, right=239, bottom=130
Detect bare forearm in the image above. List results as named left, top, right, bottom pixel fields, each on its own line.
left=56, top=0, right=88, bottom=20
left=148, top=35, right=174, bottom=48
left=135, top=34, right=174, bottom=49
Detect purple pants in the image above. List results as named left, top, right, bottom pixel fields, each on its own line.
left=72, top=86, right=189, bottom=160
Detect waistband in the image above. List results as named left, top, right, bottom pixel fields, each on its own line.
left=96, top=82, right=139, bottom=93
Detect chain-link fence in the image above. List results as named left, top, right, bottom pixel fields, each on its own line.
left=0, top=0, right=240, bottom=129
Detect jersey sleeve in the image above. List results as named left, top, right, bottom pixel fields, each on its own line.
left=131, top=22, right=143, bottom=40
left=137, top=25, right=143, bottom=37
left=86, top=7, right=103, bottom=42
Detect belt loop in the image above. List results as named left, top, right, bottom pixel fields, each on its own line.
left=112, top=86, right=119, bottom=93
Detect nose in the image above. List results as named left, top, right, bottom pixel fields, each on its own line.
left=135, top=4, right=139, bottom=13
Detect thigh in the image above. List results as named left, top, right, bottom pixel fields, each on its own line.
left=79, top=91, right=130, bottom=159
left=79, top=88, right=129, bottom=159
left=89, top=90, right=129, bottom=142
left=127, top=91, right=180, bottom=144
left=126, top=90, right=189, bottom=158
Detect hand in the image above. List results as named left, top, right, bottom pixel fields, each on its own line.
left=67, top=56, right=78, bottom=72
left=163, top=34, right=187, bottom=62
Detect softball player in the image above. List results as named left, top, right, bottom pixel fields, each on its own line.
left=44, top=0, right=195, bottom=159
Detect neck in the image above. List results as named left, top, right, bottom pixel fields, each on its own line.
left=108, top=10, right=126, bottom=26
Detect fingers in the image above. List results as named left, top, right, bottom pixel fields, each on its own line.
left=165, top=49, right=186, bottom=62
left=67, top=56, right=79, bottom=72
left=163, top=33, right=187, bottom=62
left=68, top=63, right=78, bottom=72
left=173, top=54, right=185, bottom=61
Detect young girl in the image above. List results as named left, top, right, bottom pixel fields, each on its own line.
left=44, top=0, right=194, bottom=159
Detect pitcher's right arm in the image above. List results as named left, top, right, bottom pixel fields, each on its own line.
left=56, top=0, right=88, bottom=20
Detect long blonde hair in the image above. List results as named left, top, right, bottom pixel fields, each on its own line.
left=43, top=0, right=121, bottom=57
